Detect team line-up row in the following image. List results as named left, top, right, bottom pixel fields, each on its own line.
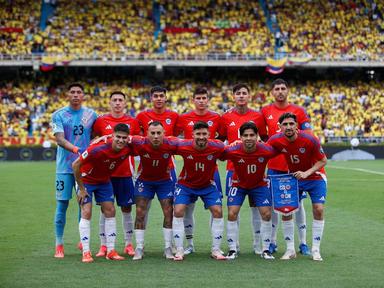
left=52, top=80, right=327, bottom=263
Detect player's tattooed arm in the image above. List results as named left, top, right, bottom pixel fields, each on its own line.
left=72, top=158, right=89, bottom=205
left=55, top=132, right=80, bottom=154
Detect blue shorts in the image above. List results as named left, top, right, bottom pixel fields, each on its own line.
left=267, top=169, right=307, bottom=200
left=214, top=169, right=223, bottom=196
left=81, top=182, right=114, bottom=205
left=135, top=178, right=174, bottom=201
left=111, top=177, right=135, bottom=207
left=55, top=173, right=76, bottom=200
left=227, top=186, right=272, bottom=207
left=174, top=184, right=222, bottom=209
left=225, top=170, right=234, bottom=196
left=299, top=179, right=327, bottom=204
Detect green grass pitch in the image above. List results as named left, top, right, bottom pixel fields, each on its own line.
left=0, top=160, right=383, bottom=288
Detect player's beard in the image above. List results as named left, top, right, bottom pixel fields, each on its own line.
left=196, top=139, right=207, bottom=149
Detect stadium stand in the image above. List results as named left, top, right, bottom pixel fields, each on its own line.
left=269, top=0, right=384, bottom=60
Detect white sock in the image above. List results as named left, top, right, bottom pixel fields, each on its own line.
left=135, top=229, right=145, bottom=249
left=261, top=220, right=272, bottom=252
left=105, top=217, right=117, bottom=253
left=143, top=200, right=151, bottom=228
left=295, top=202, right=307, bottom=245
left=226, top=220, right=238, bottom=251
left=122, top=212, right=134, bottom=246
left=236, top=213, right=241, bottom=248
left=251, top=207, right=262, bottom=250
left=211, top=218, right=224, bottom=252
left=163, top=228, right=173, bottom=249
left=184, top=203, right=195, bottom=246
left=312, top=219, right=325, bottom=252
left=172, top=217, right=185, bottom=250
left=79, top=218, right=91, bottom=253
left=271, top=210, right=279, bottom=244
left=282, top=219, right=294, bottom=251
left=99, top=212, right=106, bottom=246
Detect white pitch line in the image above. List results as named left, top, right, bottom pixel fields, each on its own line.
left=327, top=165, right=384, bottom=176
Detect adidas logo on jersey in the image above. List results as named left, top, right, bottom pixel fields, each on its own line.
left=238, top=159, right=245, bottom=163
left=268, top=115, right=273, bottom=120
left=187, top=155, right=194, bottom=160
left=281, top=148, right=287, bottom=153
left=167, top=192, right=173, bottom=197
left=319, top=196, right=325, bottom=201
left=128, top=199, right=133, bottom=204
left=106, top=124, right=112, bottom=130
left=188, top=121, right=194, bottom=126
left=215, top=198, right=221, bottom=203
left=262, top=199, right=270, bottom=205
left=229, top=121, right=236, bottom=126
left=143, top=153, right=150, bottom=158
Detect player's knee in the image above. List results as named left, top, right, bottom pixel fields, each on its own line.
left=211, top=206, right=223, bottom=218
left=227, top=209, right=238, bottom=221
left=173, top=206, right=185, bottom=218
left=313, top=205, right=324, bottom=220
left=121, top=206, right=131, bottom=213
left=260, top=209, right=271, bottom=221
left=103, top=204, right=116, bottom=218
left=282, top=214, right=293, bottom=221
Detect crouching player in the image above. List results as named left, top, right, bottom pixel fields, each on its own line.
left=222, top=122, right=277, bottom=260
left=72, top=124, right=132, bottom=263
left=172, top=121, right=226, bottom=261
left=131, top=121, right=179, bottom=260
left=268, top=113, right=327, bottom=261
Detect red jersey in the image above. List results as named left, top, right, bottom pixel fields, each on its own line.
left=136, top=109, right=179, bottom=136
left=267, top=131, right=326, bottom=180
left=222, top=143, right=278, bottom=189
left=175, top=110, right=221, bottom=139
left=79, top=139, right=132, bottom=185
left=261, top=103, right=311, bottom=172
left=93, top=113, right=140, bottom=177
left=218, top=108, right=267, bottom=170
left=131, top=136, right=179, bottom=182
left=176, top=139, right=225, bottom=189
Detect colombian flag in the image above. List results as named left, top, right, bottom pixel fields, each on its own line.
left=266, top=57, right=287, bottom=75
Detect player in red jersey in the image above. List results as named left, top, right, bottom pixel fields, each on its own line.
left=172, top=121, right=226, bottom=261
left=268, top=113, right=327, bottom=261
left=175, top=87, right=222, bottom=255
left=92, top=91, right=140, bottom=257
left=221, top=122, right=277, bottom=260
left=218, top=83, right=268, bottom=254
left=261, top=79, right=312, bottom=255
left=130, top=121, right=179, bottom=260
left=72, top=124, right=132, bottom=263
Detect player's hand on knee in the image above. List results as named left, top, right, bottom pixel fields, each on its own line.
left=77, top=188, right=89, bottom=205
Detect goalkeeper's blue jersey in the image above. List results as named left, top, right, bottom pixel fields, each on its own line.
left=51, top=106, right=97, bottom=174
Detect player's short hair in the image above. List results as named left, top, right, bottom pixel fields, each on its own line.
left=149, top=121, right=163, bottom=128
left=232, top=83, right=250, bottom=94
left=67, top=83, right=84, bottom=91
left=193, top=86, right=209, bottom=98
left=114, top=123, right=130, bottom=134
left=239, top=122, right=258, bottom=136
left=110, top=91, right=126, bottom=99
left=279, top=112, right=297, bottom=124
left=271, top=78, right=288, bottom=90
left=150, top=86, right=167, bottom=95
left=193, top=121, right=209, bottom=131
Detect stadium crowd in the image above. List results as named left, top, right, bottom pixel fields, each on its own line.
left=1, top=0, right=382, bottom=59
left=1, top=77, right=383, bottom=144
left=270, top=0, right=384, bottom=59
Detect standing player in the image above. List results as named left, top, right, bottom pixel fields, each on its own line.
left=92, top=91, right=140, bottom=257
left=51, top=83, right=97, bottom=258
left=261, top=78, right=312, bottom=255
left=172, top=121, right=226, bottom=261
left=131, top=121, right=179, bottom=260
left=175, top=87, right=222, bottom=255
left=218, top=83, right=268, bottom=254
left=268, top=113, right=327, bottom=261
left=222, top=122, right=277, bottom=260
left=72, top=124, right=132, bottom=262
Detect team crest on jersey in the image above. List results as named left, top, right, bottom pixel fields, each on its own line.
left=81, top=151, right=88, bottom=159
left=207, top=155, right=213, bottom=160
left=166, top=118, right=171, bottom=125
left=258, top=157, right=265, bottom=163
left=228, top=197, right=234, bottom=202
left=299, top=148, right=306, bottom=153
left=304, top=122, right=310, bottom=128
left=207, top=120, right=213, bottom=127
left=163, top=153, right=169, bottom=159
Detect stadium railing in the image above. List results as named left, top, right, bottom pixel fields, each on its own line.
left=326, top=136, right=384, bottom=145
